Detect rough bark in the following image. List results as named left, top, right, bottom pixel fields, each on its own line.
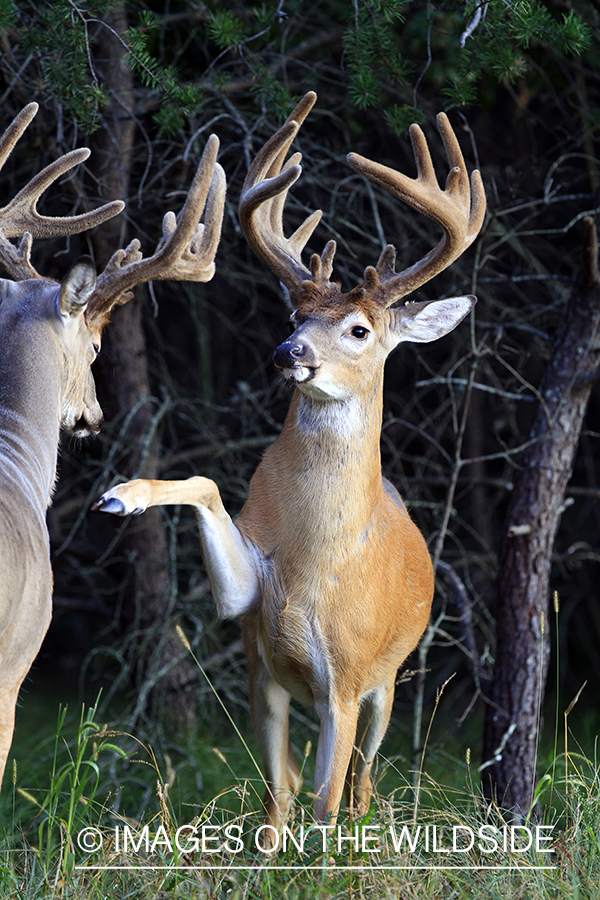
left=88, top=5, right=197, bottom=728
left=482, top=218, right=600, bottom=817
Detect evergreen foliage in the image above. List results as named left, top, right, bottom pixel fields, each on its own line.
left=0, top=1, right=591, bottom=134
left=0, top=0, right=16, bottom=31
left=341, top=0, right=410, bottom=111
left=123, top=10, right=204, bottom=135
left=18, top=0, right=114, bottom=133
left=442, top=0, right=591, bottom=108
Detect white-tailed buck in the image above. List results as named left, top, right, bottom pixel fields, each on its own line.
left=95, top=92, right=485, bottom=838
left=0, top=103, right=225, bottom=790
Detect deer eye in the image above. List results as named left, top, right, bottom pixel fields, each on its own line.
left=350, top=325, right=369, bottom=340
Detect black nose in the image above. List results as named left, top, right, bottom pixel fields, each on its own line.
left=273, top=340, right=305, bottom=369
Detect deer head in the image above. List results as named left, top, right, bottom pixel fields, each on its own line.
left=239, top=92, right=486, bottom=403
left=0, top=103, right=226, bottom=440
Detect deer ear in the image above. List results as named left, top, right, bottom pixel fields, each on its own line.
left=388, top=295, right=476, bottom=345
left=58, top=256, right=97, bottom=319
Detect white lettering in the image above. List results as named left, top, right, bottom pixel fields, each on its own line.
left=175, top=825, right=199, bottom=853
left=432, top=826, right=450, bottom=853
left=150, top=824, right=173, bottom=854
left=510, top=826, right=532, bottom=853
left=255, top=825, right=279, bottom=853
left=477, top=825, right=499, bottom=854
left=310, top=824, right=334, bottom=851
left=224, top=824, right=244, bottom=853
left=452, top=826, right=474, bottom=852
left=337, top=826, right=360, bottom=852
left=282, top=825, right=307, bottom=853
left=361, top=825, right=381, bottom=852
left=201, top=825, right=223, bottom=853
left=535, top=825, right=554, bottom=853
left=388, top=825, right=421, bottom=853
left=123, top=825, right=150, bottom=854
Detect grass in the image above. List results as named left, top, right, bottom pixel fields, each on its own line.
left=1, top=677, right=600, bottom=900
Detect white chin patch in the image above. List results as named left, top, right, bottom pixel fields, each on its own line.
left=282, top=365, right=314, bottom=383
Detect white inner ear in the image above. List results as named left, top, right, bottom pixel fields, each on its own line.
left=394, top=295, right=475, bottom=344
left=59, top=260, right=97, bottom=318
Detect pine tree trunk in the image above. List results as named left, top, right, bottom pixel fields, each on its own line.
left=88, top=5, right=197, bottom=728
left=482, top=218, right=600, bottom=816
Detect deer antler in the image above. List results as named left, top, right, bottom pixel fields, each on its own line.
left=347, top=113, right=486, bottom=307
left=0, top=103, right=124, bottom=280
left=240, top=93, right=485, bottom=308
left=86, top=133, right=226, bottom=323
left=239, top=91, right=337, bottom=304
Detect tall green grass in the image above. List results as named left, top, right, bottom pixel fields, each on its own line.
left=1, top=603, right=597, bottom=899
left=1, top=683, right=599, bottom=900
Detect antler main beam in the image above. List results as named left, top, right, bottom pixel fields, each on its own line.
left=86, top=134, right=226, bottom=320
left=239, top=91, right=336, bottom=303
left=0, top=103, right=124, bottom=280
left=347, top=112, right=486, bottom=306
left=239, top=93, right=486, bottom=309
left=0, top=103, right=226, bottom=318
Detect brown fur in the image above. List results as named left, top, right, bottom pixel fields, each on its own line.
left=296, top=280, right=386, bottom=326
left=95, top=91, right=484, bottom=843
left=236, top=382, right=433, bottom=828
left=95, top=287, right=478, bottom=844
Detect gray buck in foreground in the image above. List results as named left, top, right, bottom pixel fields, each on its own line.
left=0, top=103, right=226, bottom=790
left=96, top=92, right=486, bottom=842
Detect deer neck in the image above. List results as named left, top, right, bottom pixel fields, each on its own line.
left=242, top=377, right=389, bottom=608
left=0, top=319, right=63, bottom=513
left=276, top=377, right=385, bottom=524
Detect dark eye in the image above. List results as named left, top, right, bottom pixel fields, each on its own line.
left=351, top=326, right=369, bottom=340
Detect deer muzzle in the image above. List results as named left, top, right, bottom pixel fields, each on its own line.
left=273, top=338, right=318, bottom=369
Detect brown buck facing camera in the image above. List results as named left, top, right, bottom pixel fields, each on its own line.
left=95, top=92, right=485, bottom=845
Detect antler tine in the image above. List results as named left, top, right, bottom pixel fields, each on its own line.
left=87, top=134, right=226, bottom=322
left=239, top=91, right=332, bottom=303
left=244, top=90, right=317, bottom=189
left=0, top=149, right=125, bottom=240
left=0, top=103, right=124, bottom=281
left=0, top=104, right=38, bottom=173
left=347, top=112, right=486, bottom=307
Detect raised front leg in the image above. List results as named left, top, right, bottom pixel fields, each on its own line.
left=94, top=477, right=260, bottom=618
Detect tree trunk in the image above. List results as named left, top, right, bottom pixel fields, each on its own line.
left=89, top=5, right=197, bottom=729
left=482, top=218, right=600, bottom=817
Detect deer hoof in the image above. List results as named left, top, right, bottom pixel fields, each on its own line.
left=93, top=494, right=143, bottom=516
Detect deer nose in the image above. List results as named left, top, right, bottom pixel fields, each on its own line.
left=273, top=340, right=306, bottom=369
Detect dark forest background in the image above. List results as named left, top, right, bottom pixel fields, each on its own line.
left=1, top=0, right=599, bottom=811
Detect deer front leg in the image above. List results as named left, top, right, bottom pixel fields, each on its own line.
left=241, top=616, right=302, bottom=848
left=345, top=679, right=395, bottom=816
left=0, top=683, right=21, bottom=790
left=313, top=697, right=360, bottom=823
left=94, top=477, right=260, bottom=618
